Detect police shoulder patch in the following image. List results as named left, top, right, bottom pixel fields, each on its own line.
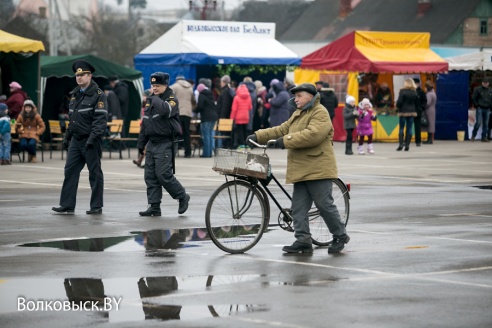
left=98, top=89, right=102, bottom=95
left=97, top=101, right=105, bottom=108
left=169, top=100, right=176, bottom=107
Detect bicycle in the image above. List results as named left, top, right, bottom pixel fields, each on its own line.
left=205, top=139, right=351, bottom=254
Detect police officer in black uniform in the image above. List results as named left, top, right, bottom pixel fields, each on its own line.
left=52, top=60, right=108, bottom=215
left=138, top=72, right=190, bottom=217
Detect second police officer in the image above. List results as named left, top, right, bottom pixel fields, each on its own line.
left=137, top=72, right=190, bottom=216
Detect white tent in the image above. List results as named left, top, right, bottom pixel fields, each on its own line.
left=432, top=46, right=492, bottom=70
left=134, top=20, right=300, bottom=87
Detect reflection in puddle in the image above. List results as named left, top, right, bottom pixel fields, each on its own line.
left=18, top=227, right=274, bottom=253
left=0, top=275, right=270, bottom=323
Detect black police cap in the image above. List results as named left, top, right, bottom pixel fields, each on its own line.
left=72, top=60, right=95, bottom=75
left=150, top=72, right=170, bottom=85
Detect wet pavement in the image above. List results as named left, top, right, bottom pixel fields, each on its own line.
left=0, top=141, right=491, bottom=327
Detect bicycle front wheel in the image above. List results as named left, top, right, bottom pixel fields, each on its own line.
left=206, top=180, right=268, bottom=254
left=310, top=178, right=350, bottom=246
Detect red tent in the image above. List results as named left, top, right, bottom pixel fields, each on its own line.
left=301, top=31, right=448, bottom=73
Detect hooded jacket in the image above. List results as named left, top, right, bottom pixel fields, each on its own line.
left=255, top=94, right=338, bottom=184
left=230, top=84, right=252, bottom=125
left=269, top=82, right=290, bottom=127
left=5, top=89, right=28, bottom=120
left=194, top=88, right=217, bottom=122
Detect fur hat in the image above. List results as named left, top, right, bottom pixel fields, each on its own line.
left=150, top=72, right=170, bottom=85
left=359, top=98, right=372, bottom=108
left=345, top=95, right=356, bottom=105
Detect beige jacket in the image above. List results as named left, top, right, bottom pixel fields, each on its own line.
left=170, top=79, right=195, bottom=118
left=16, top=112, right=45, bottom=142
left=255, top=94, right=338, bottom=184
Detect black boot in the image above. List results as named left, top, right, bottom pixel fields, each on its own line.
left=345, top=140, right=353, bottom=155
left=133, top=154, right=144, bottom=167
left=139, top=203, right=161, bottom=216
left=396, top=133, right=404, bottom=151
left=404, top=133, right=412, bottom=151
left=424, top=133, right=433, bottom=144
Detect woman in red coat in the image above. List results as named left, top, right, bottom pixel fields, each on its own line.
left=230, top=84, right=252, bottom=149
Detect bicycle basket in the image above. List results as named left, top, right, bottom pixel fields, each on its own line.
left=213, top=148, right=269, bottom=179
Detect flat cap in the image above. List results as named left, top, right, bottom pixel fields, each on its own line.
left=72, top=60, right=95, bottom=75
left=290, top=83, right=317, bottom=96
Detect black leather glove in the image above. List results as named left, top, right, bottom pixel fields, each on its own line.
left=138, top=148, right=144, bottom=156
left=85, top=142, right=94, bottom=150
left=246, top=134, right=257, bottom=145
left=63, top=138, right=70, bottom=150
left=275, top=137, right=285, bottom=149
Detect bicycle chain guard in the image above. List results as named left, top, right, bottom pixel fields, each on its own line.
left=278, top=208, right=294, bottom=232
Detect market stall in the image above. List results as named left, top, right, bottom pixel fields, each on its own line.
left=134, top=20, right=301, bottom=88
left=0, top=29, right=45, bottom=105
left=295, top=31, right=448, bottom=141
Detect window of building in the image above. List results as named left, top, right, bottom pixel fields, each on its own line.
left=480, top=19, right=488, bottom=36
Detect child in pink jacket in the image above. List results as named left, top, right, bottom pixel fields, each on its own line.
left=356, top=98, right=377, bottom=154
left=230, top=84, right=252, bottom=149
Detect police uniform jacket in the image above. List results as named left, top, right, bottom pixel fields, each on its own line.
left=66, top=80, right=108, bottom=143
left=137, top=88, right=179, bottom=149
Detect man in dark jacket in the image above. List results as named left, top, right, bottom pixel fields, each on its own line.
left=109, top=76, right=129, bottom=136
left=216, top=75, right=234, bottom=148
left=137, top=72, right=190, bottom=217
left=52, top=60, right=108, bottom=215
left=315, top=81, right=338, bottom=120
left=413, top=78, right=427, bottom=146
left=471, top=77, right=492, bottom=142
left=103, top=84, right=122, bottom=121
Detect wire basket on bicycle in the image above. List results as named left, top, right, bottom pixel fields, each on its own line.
left=213, top=148, right=270, bottom=180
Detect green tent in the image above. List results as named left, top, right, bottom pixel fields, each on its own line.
left=40, top=54, right=144, bottom=128
left=0, top=29, right=45, bottom=105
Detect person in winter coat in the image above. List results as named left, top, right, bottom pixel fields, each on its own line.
left=268, top=82, right=290, bottom=126
left=342, top=95, right=357, bottom=155
left=396, top=78, right=419, bottom=151
left=316, top=81, right=338, bottom=120
left=246, top=83, right=349, bottom=255
left=424, top=81, right=437, bottom=144
left=15, top=99, right=46, bottom=163
left=413, top=78, right=427, bottom=146
left=230, top=84, right=252, bottom=149
left=170, top=75, right=195, bottom=158
left=216, top=75, right=235, bottom=148
left=5, top=81, right=28, bottom=120
left=0, top=103, right=12, bottom=165
left=471, top=77, right=492, bottom=142
left=194, top=83, right=218, bottom=157
left=242, top=77, right=257, bottom=135
left=356, top=98, right=377, bottom=155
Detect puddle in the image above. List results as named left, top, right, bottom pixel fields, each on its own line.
left=0, top=275, right=270, bottom=322
left=472, top=185, right=492, bottom=190
left=19, top=226, right=273, bottom=252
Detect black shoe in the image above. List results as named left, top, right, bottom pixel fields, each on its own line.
left=328, top=235, right=350, bottom=254
left=345, top=150, right=353, bottom=155
left=178, top=194, right=190, bottom=214
left=282, top=241, right=313, bottom=253
left=86, top=208, right=102, bottom=214
left=52, top=206, right=75, bottom=214
left=139, top=204, right=161, bottom=217
left=416, top=143, right=421, bottom=147
left=404, top=146, right=409, bottom=151
left=396, top=145, right=403, bottom=151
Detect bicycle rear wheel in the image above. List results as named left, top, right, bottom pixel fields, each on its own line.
left=311, top=178, right=350, bottom=246
left=206, top=180, right=268, bottom=254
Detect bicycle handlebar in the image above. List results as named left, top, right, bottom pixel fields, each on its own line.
left=248, top=139, right=277, bottom=149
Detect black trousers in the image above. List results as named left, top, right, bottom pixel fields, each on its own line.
left=59, top=138, right=104, bottom=209
left=179, top=115, right=191, bottom=157
left=414, top=112, right=422, bottom=144
left=144, top=140, right=186, bottom=205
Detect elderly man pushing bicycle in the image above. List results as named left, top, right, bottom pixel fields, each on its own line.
left=246, top=83, right=349, bottom=254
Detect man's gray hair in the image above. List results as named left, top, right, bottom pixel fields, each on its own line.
left=221, top=75, right=231, bottom=84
